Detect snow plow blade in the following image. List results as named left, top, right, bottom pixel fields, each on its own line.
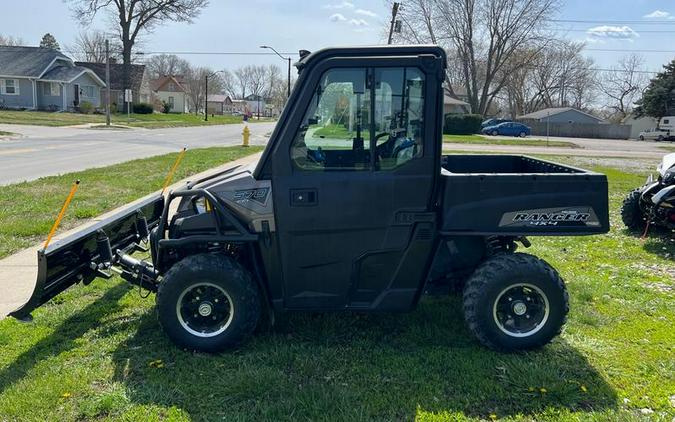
left=8, top=194, right=164, bottom=320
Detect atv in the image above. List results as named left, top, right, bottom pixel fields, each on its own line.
left=6, top=46, right=610, bottom=353
left=621, top=152, right=675, bottom=232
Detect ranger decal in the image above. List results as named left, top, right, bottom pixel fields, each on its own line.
left=499, top=207, right=600, bottom=228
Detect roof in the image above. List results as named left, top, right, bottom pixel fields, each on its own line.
left=444, top=95, right=469, bottom=106
left=40, top=65, right=105, bottom=86
left=297, top=45, right=447, bottom=71
left=207, top=94, right=231, bottom=103
left=517, top=107, right=603, bottom=122
left=150, top=75, right=186, bottom=92
left=76, top=62, right=146, bottom=91
left=0, top=46, right=71, bottom=78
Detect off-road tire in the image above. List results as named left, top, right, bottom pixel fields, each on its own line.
left=463, top=253, right=568, bottom=351
left=621, top=189, right=645, bottom=231
left=156, top=253, right=261, bottom=352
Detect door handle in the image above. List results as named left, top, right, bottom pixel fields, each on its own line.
left=290, top=189, right=318, bottom=206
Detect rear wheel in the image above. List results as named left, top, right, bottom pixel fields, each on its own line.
left=639, top=135, right=645, bottom=141
left=156, top=253, right=261, bottom=352
left=657, top=135, right=664, bottom=142
left=519, top=132, right=527, bottom=138
left=462, top=253, right=568, bottom=351
left=621, top=189, right=645, bottom=231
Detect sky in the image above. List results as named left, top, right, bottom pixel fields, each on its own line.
left=1, top=0, right=674, bottom=75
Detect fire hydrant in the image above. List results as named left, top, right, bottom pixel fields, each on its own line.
left=242, top=125, right=250, bottom=147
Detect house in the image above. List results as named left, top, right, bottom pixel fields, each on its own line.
left=206, top=94, right=233, bottom=115
left=244, top=94, right=267, bottom=117
left=231, top=99, right=248, bottom=115
left=622, top=113, right=658, bottom=139
left=0, top=45, right=105, bottom=111
left=517, top=107, right=604, bottom=124
left=76, top=61, right=151, bottom=112
left=151, top=75, right=188, bottom=113
left=443, top=94, right=471, bottom=115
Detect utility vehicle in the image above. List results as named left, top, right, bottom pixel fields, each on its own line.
left=622, top=152, right=675, bottom=232
left=8, top=46, right=610, bottom=352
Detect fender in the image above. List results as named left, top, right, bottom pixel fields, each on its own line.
left=651, top=184, right=675, bottom=207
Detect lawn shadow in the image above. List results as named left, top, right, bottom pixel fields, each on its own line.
left=640, top=230, right=675, bottom=261
left=111, top=296, right=617, bottom=420
left=0, top=283, right=130, bottom=394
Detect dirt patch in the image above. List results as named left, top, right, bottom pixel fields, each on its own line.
left=564, top=156, right=660, bottom=173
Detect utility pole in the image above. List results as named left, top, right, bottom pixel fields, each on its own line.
left=260, top=45, right=292, bottom=101
left=387, top=2, right=400, bottom=45
left=204, top=74, right=209, bottom=122
left=105, top=39, right=110, bottom=126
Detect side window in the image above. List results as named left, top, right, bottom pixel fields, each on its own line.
left=374, top=68, right=425, bottom=170
left=291, top=68, right=371, bottom=171
left=291, top=66, right=425, bottom=171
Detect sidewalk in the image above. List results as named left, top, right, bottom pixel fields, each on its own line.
left=0, top=152, right=262, bottom=319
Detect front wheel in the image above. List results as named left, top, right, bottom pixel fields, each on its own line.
left=639, top=135, right=645, bottom=141
left=621, top=189, right=645, bottom=231
left=491, top=130, right=498, bottom=136
left=519, top=132, right=527, bottom=138
left=463, top=253, right=568, bottom=351
left=156, top=253, right=261, bottom=352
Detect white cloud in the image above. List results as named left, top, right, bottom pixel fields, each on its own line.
left=643, top=10, right=671, bottom=18
left=329, top=13, right=347, bottom=22
left=323, top=1, right=354, bottom=9
left=586, top=25, right=639, bottom=41
left=349, top=18, right=369, bottom=26
left=355, top=8, right=377, bottom=17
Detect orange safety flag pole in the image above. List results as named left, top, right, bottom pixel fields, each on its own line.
left=44, top=180, right=80, bottom=250
left=161, top=147, right=187, bottom=194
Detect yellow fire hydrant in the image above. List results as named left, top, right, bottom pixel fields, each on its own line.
left=242, top=125, right=250, bottom=147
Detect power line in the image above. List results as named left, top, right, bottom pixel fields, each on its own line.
left=584, top=48, right=675, bottom=53
left=553, top=28, right=675, bottom=33
left=552, top=19, right=675, bottom=25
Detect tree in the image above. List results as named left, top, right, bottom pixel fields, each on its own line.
left=68, top=0, right=209, bottom=93
left=0, top=34, right=24, bottom=46
left=39, top=33, right=60, bottom=50
left=234, top=66, right=254, bottom=98
left=635, top=59, right=675, bottom=119
left=146, top=54, right=191, bottom=79
left=70, top=30, right=119, bottom=63
left=598, top=54, right=647, bottom=121
left=184, top=66, right=224, bottom=114
left=390, top=0, right=560, bottom=116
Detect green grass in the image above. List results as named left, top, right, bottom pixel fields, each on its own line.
left=0, top=146, right=262, bottom=259
left=0, top=110, right=263, bottom=129
left=0, top=154, right=673, bottom=421
left=444, top=134, right=579, bottom=148
left=658, top=144, right=675, bottom=152
left=0, top=131, right=15, bottom=136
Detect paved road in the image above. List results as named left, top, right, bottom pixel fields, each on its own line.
left=444, top=135, right=672, bottom=159
left=0, top=122, right=275, bottom=185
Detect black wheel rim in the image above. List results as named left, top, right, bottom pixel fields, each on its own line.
left=492, top=283, right=549, bottom=337
left=176, top=282, right=234, bottom=337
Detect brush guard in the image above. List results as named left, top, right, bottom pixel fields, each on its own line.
left=8, top=193, right=165, bottom=320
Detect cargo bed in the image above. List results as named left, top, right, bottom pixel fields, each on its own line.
left=439, top=155, right=609, bottom=236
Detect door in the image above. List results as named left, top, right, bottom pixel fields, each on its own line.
left=271, top=58, right=442, bottom=310
left=73, top=84, right=80, bottom=107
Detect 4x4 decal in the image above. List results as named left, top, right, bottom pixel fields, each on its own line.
left=499, top=207, right=600, bottom=227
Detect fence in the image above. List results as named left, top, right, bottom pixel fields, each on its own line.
left=519, top=121, right=631, bottom=140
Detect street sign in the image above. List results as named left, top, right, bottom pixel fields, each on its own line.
left=124, top=89, right=132, bottom=103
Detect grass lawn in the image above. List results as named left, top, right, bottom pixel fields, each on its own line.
left=0, top=146, right=262, bottom=259
left=444, top=134, right=579, bottom=148
left=0, top=155, right=673, bottom=420
left=0, top=110, right=264, bottom=129
left=658, top=144, right=675, bottom=152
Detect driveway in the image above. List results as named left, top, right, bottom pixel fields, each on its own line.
left=0, top=122, right=275, bottom=185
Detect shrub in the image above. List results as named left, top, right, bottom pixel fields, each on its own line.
left=444, top=113, right=482, bottom=135
left=162, top=101, right=172, bottom=114
left=133, top=102, right=154, bottom=114
left=79, top=101, right=94, bottom=114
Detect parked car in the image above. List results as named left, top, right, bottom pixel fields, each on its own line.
left=482, top=122, right=531, bottom=137
left=638, top=128, right=673, bottom=142
left=481, top=118, right=511, bottom=128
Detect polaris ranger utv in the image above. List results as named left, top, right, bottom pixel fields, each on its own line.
left=8, top=46, right=609, bottom=352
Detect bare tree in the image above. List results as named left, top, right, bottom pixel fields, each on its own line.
left=184, top=66, right=224, bottom=114
left=146, top=54, right=191, bottom=79
left=69, top=30, right=119, bottom=63
left=219, top=70, right=237, bottom=98
left=598, top=54, right=647, bottom=121
left=67, top=0, right=209, bottom=92
left=390, top=0, right=560, bottom=115
left=0, top=34, right=24, bottom=46
left=234, top=66, right=254, bottom=98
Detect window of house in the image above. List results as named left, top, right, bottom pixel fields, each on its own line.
left=168, top=82, right=175, bottom=90
left=80, top=85, right=96, bottom=98
left=290, top=67, right=425, bottom=171
left=168, top=96, right=175, bottom=107
left=1, top=79, right=19, bottom=95
left=43, top=82, right=60, bottom=96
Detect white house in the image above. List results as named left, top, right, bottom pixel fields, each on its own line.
left=150, top=75, right=188, bottom=113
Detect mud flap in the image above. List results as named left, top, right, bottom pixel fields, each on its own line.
left=8, top=194, right=164, bottom=320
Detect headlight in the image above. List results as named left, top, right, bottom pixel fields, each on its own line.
left=664, top=169, right=675, bottom=184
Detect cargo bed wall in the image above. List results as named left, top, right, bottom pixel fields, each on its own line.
left=440, top=155, right=609, bottom=236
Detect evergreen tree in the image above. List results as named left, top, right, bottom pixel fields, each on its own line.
left=635, top=59, right=675, bottom=118
left=39, top=33, right=60, bottom=50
